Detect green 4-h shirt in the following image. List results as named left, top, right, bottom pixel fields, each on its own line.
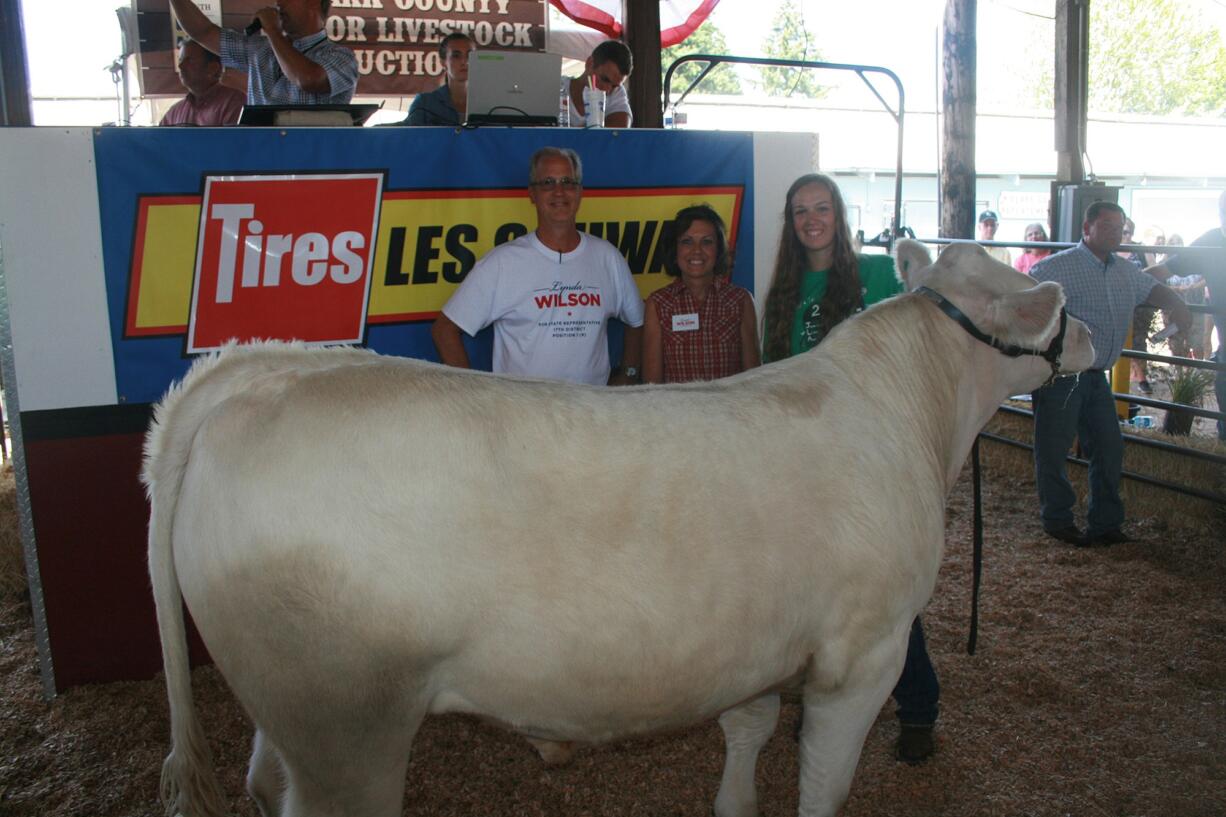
left=787, top=253, right=903, bottom=357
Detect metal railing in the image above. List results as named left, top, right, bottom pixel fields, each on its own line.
left=916, top=236, right=1226, bottom=505
left=923, top=236, right=1225, bottom=654
left=662, top=54, right=906, bottom=251
left=923, top=236, right=1225, bottom=440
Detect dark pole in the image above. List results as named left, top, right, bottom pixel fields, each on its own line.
left=939, top=0, right=975, bottom=240
left=1054, top=0, right=1088, bottom=184
left=0, top=0, right=33, bottom=126
left=623, top=0, right=662, bottom=128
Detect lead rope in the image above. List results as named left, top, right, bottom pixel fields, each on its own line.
left=967, top=437, right=983, bottom=655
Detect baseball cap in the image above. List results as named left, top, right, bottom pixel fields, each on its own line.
left=978, top=210, right=999, bottom=223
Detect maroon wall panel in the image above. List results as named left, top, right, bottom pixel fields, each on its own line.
left=23, top=431, right=208, bottom=691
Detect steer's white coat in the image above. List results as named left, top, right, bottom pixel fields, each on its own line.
left=144, top=240, right=1093, bottom=817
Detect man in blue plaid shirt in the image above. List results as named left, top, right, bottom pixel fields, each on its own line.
left=169, top=0, right=358, bottom=106
left=1029, top=201, right=1191, bottom=548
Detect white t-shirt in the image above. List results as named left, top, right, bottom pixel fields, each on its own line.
left=560, top=76, right=633, bottom=128
left=442, top=231, right=645, bottom=385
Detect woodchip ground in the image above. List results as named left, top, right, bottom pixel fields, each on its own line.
left=1, top=450, right=1223, bottom=816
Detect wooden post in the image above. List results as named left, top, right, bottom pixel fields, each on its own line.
left=623, top=0, right=662, bottom=129
left=0, top=0, right=34, bottom=126
left=940, top=0, right=976, bottom=240
left=1054, top=0, right=1088, bottom=183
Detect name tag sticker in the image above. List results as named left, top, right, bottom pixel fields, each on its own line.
left=672, top=312, right=700, bottom=332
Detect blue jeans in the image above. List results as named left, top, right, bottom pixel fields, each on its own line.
left=892, top=617, right=939, bottom=726
left=1032, top=371, right=1125, bottom=537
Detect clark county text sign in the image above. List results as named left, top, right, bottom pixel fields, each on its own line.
left=134, top=0, right=546, bottom=97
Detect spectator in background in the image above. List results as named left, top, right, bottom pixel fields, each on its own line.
left=160, top=39, right=245, bottom=127
left=643, top=205, right=759, bottom=384
left=1142, top=227, right=1166, bottom=267
left=977, top=210, right=1012, bottom=265
left=405, top=33, right=472, bottom=126
left=1163, top=270, right=1209, bottom=359
left=1030, top=201, right=1192, bottom=547
left=562, top=40, right=633, bottom=128
left=1014, top=222, right=1051, bottom=275
left=1159, top=232, right=1207, bottom=359
left=1120, top=218, right=1156, bottom=394
left=167, top=0, right=358, bottom=105
left=1143, top=191, right=1226, bottom=439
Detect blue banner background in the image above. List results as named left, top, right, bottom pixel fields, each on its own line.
left=93, top=127, right=756, bottom=405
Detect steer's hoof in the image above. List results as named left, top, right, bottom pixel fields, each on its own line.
left=526, top=737, right=577, bottom=766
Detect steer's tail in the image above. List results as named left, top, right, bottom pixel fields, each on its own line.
left=142, top=342, right=379, bottom=816
left=146, top=480, right=227, bottom=817
left=143, top=350, right=247, bottom=817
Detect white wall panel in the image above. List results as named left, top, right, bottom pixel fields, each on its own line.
left=0, top=128, right=118, bottom=411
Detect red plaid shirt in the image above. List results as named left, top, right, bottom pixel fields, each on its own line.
left=648, top=277, right=753, bottom=383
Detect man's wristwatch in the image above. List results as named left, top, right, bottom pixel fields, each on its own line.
left=622, top=366, right=639, bottom=380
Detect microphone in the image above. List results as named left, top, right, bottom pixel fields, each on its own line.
left=245, top=18, right=262, bottom=35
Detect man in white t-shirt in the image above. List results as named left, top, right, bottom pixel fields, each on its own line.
left=561, top=40, right=633, bottom=128
left=431, top=147, right=644, bottom=386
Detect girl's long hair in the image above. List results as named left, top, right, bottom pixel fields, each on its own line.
left=761, top=173, right=860, bottom=362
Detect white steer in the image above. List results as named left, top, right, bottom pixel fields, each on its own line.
left=144, top=240, right=1093, bottom=817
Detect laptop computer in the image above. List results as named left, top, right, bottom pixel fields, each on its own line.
left=465, top=51, right=562, bottom=127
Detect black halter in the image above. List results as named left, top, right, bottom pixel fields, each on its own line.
left=914, top=286, right=1069, bottom=385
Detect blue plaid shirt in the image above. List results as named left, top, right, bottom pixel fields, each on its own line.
left=1030, top=241, right=1157, bottom=370
left=220, top=29, right=358, bottom=105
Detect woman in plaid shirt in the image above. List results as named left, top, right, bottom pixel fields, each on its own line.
left=642, top=205, right=760, bottom=383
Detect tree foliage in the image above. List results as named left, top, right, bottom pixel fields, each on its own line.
left=1031, top=0, right=1226, bottom=116
left=759, top=0, right=831, bottom=99
left=661, top=20, right=742, bottom=97
left=1089, top=0, right=1226, bottom=115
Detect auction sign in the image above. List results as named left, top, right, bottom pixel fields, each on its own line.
left=133, top=0, right=547, bottom=97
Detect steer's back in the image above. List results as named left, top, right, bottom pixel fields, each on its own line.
left=156, top=338, right=946, bottom=744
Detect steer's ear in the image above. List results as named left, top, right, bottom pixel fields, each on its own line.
left=986, top=281, right=1066, bottom=345
left=893, top=239, right=932, bottom=289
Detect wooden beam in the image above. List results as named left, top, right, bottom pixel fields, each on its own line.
left=1053, top=0, right=1088, bottom=182
left=623, top=0, right=662, bottom=128
left=940, top=0, right=975, bottom=239
left=0, top=0, right=33, bottom=126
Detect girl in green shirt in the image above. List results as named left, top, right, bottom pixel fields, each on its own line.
left=761, top=173, right=904, bottom=362
left=759, top=172, right=937, bottom=763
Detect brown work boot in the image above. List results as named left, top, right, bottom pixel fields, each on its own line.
left=895, top=724, right=935, bottom=764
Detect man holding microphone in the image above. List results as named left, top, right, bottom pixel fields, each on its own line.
left=167, top=0, right=358, bottom=105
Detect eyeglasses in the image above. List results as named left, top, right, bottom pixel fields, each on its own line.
left=531, top=177, right=581, bottom=190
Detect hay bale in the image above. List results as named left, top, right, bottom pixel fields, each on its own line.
left=0, top=463, right=24, bottom=598
left=978, top=402, right=1225, bottom=530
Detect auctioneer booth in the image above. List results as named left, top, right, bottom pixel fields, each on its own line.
left=0, top=125, right=816, bottom=695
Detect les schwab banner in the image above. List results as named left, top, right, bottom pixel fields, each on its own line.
left=94, top=127, right=756, bottom=404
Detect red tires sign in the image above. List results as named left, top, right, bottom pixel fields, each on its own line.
left=187, top=173, right=384, bottom=353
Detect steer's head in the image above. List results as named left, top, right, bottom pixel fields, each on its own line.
left=893, top=240, right=1095, bottom=387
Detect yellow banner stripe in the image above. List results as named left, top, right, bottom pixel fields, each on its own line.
left=126, top=187, right=744, bottom=335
